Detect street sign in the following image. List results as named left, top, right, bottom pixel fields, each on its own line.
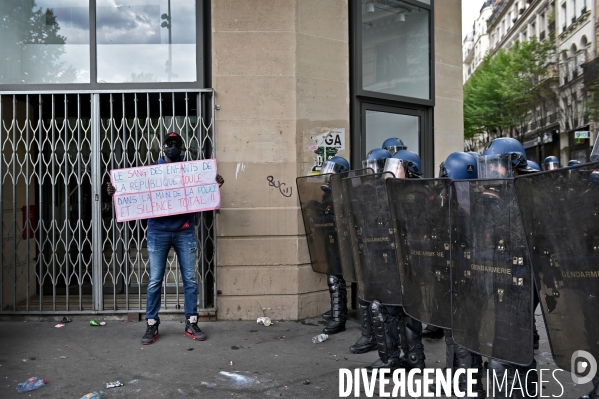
left=575, top=131, right=590, bottom=139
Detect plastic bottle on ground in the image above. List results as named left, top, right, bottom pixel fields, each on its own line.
left=312, top=333, right=328, bottom=343
left=16, top=376, right=47, bottom=393
left=80, top=390, right=106, bottom=399
left=256, top=317, right=271, bottom=326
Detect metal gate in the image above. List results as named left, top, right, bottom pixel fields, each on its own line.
left=0, top=90, right=217, bottom=315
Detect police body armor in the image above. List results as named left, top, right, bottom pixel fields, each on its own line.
left=449, top=178, right=534, bottom=366
left=342, top=172, right=402, bottom=305
left=387, top=177, right=452, bottom=329
left=514, top=163, right=599, bottom=371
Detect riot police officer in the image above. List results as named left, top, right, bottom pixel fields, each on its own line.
left=543, top=156, right=560, bottom=171
left=438, top=151, right=485, bottom=398
left=349, top=149, right=392, bottom=354
left=382, top=137, right=407, bottom=156
left=319, top=156, right=351, bottom=335
left=568, top=159, right=582, bottom=167
left=527, top=160, right=541, bottom=171
left=480, top=138, right=538, bottom=398
left=364, top=149, right=426, bottom=373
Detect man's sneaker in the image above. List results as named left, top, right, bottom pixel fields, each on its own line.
left=141, top=322, right=159, bottom=345
left=185, top=317, right=207, bottom=341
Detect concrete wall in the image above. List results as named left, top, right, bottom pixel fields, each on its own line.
left=213, top=0, right=350, bottom=320
left=434, top=0, right=464, bottom=167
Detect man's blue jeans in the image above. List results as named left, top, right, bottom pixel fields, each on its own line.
left=146, top=229, right=198, bottom=323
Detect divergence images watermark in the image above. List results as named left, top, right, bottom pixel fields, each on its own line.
left=339, top=351, right=596, bottom=398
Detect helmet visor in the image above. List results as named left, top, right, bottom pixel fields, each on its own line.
left=362, top=159, right=386, bottom=174
left=320, top=161, right=345, bottom=174
left=384, top=145, right=406, bottom=156
left=383, top=158, right=408, bottom=178
left=544, top=162, right=560, bottom=171
left=477, top=154, right=514, bottom=179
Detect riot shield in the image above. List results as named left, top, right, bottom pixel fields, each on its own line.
left=297, top=174, right=343, bottom=275
left=514, top=163, right=599, bottom=371
left=342, top=172, right=402, bottom=305
left=387, top=178, right=452, bottom=329
left=329, top=169, right=374, bottom=283
left=450, top=179, right=534, bottom=366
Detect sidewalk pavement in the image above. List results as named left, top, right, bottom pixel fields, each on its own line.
left=0, top=310, right=592, bottom=398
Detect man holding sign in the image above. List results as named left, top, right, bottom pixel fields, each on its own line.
left=107, top=132, right=224, bottom=345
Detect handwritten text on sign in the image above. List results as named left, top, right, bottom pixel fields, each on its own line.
left=111, top=159, right=220, bottom=222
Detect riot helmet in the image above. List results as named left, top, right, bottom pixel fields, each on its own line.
left=527, top=161, right=541, bottom=171
left=543, top=156, right=560, bottom=171
left=439, top=152, right=478, bottom=179
left=362, top=148, right=391, bottom=173
left=567, top=159, right=581, bottom=167
left=320, top=156, right=350, bottom=174
left=480, top=137, right=535, bottom=178
left=383, top=150, right=422, bottom=178
left=382, top=137, right=407, bottom=156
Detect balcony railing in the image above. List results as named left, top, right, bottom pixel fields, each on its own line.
left=548, top=24, right=555, bottom=33
left=549, top=113, right=557, bottom=124
left=562, top=24, right=567, bottom=32
left=488, top=0, right=507, bottom=27
left=539, top=31, right=546, bottom=41
left=572, top=16, right=577, bottom=24
left=573, top=69, right=579, bottom=79
left=582, top=6, right=587, bottom=15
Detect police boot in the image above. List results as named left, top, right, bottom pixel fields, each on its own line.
left=322, top=274, right=333, bottom=321
left=489, top=359, right=538, bottom=399
left=349, top=297, right=377, bottom=354
left=455, top=345, right=485, bottom=398
left=398, top=314, right=426, bottom=371
left=580, top=378, right=599, bottom=399
left=366, top=300, right=401, bottom=373
left=322, top=275, right=347, bottom=334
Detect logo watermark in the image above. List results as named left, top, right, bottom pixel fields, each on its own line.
left=338, top=367, right=568, bottom=398
left=571, top=350, right=597, bottom=385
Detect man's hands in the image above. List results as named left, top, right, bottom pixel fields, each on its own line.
left=106, top=174, right=224, bottom=196
left=216, top=174, right=225, bottom=187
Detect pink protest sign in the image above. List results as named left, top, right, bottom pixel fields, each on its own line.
left=110, top=159, right=220, bottom=222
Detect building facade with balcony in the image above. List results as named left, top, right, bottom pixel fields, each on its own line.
left=463, top=0, right=494, bottom=82
left=556, top=0, right=596, bottom=162
left=466, top=0, right=596, bottom=164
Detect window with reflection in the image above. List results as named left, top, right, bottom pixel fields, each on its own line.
left=361, top=0, right=431, bottom=100
left=365, top=110, right=419, bottom=154
left=96, top=0, right=196, bottom=83
left=0, top=0, right=90, bottom=84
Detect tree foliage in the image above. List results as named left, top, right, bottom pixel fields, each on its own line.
left=464, top=38, right=554, bottom=141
